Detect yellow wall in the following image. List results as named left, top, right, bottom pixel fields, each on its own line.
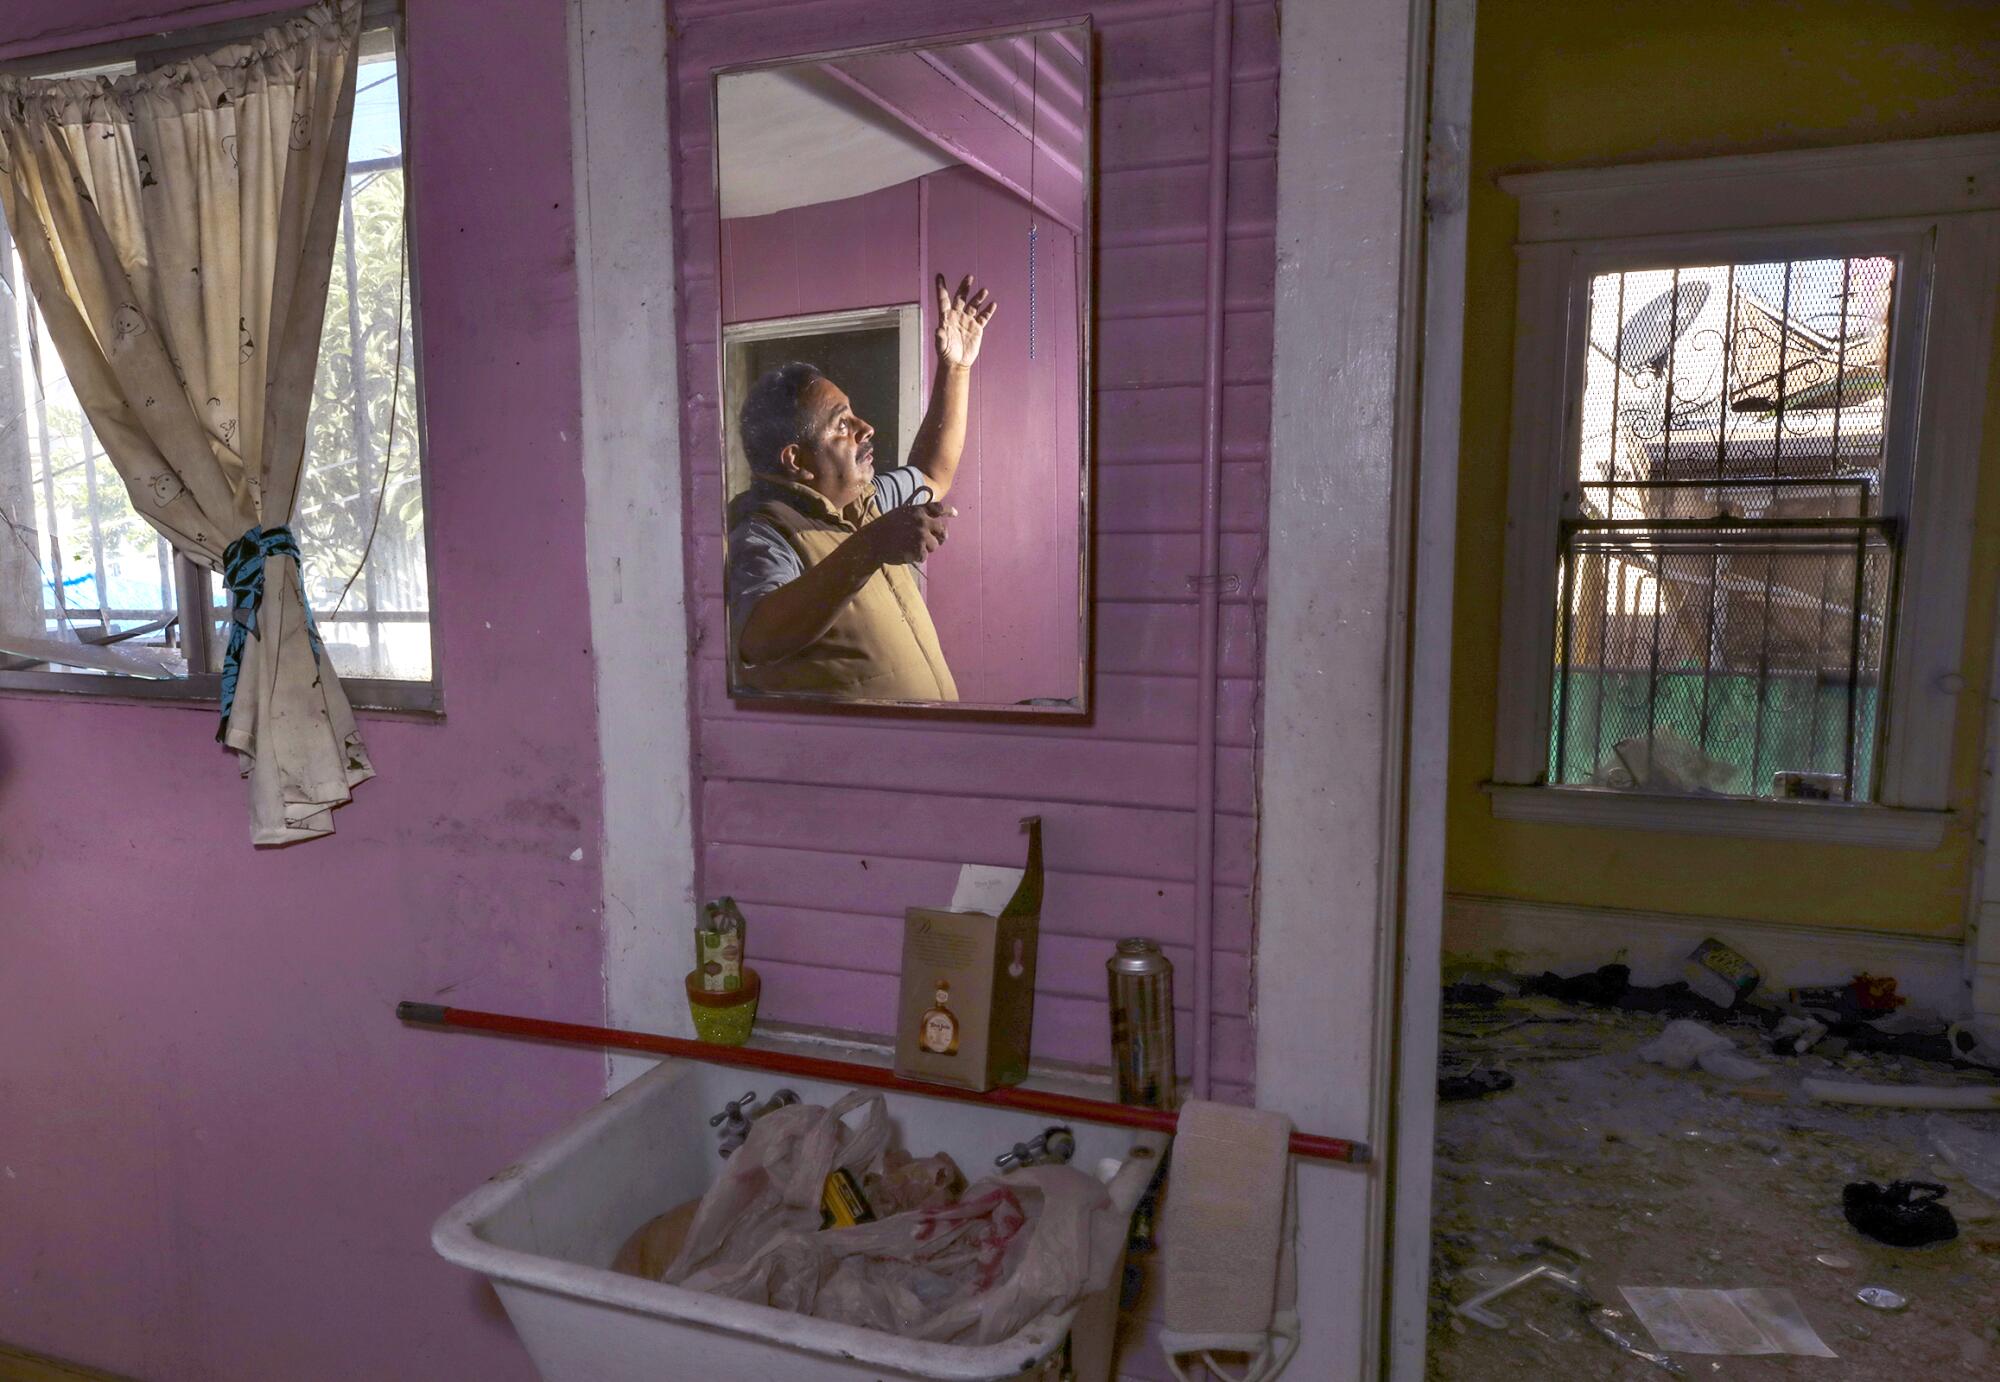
left=1449, top=0, right=2000, bottom=936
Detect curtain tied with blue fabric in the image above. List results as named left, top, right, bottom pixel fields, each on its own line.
left=217, top=525, right=322, bottom=742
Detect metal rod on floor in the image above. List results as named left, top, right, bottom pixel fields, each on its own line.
left=396, top=1001, right=1370, bottom=1166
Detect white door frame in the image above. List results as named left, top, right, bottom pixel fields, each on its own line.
left=1256, top=0, right=1470, bottom=1375
left=568, top=0, right=701, bottom=1092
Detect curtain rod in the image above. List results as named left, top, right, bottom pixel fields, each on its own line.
left=0, top=0, right=399, bottom=75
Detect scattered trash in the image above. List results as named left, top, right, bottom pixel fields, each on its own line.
left=1523, top=962, right=1637, bottom=1008
left=613, top=1198, right=703, bottom=1279
left=819, top=1165, right=876, bottom=1228
left=1790, top=983, right=1851, bottom=1014
left=1451, top=1261, right=1588, bottom=1329
left=1856, top=1286, right=1908, bottom=1312
left=1520, top=962, right=1743, bottom=1024
left=1638, top=1019, right=1734, bottom=1070
left=1594, top=729, right=1737, bottom=793
left=1866, top=1005, right=1945, bottom=1036
left=1617, top=1285, right=1837, bottom=1358
left=1684, top=937, right=1760, bottom=1010
left=1947, top=1021, right=2000, bottom=1072
left=1439, top=1067, right=1516, bottom=1102
left=1430, top=971, right=1993, bottom=1377
left=1804, top=1078, right=2000, bottom=1111
left=1443, top=980, right=1508, bottom=1006
left=1584, top=1303, right=1688, bottom=1375
left=1512, top=1234, right=1590, bottom=1264
left=862, top=1148, right=966, bottom=1217
left=1925, top=1115, right=2000, bottom=1203
left=1850, top=973, right=1906, bottom=1012
left=1774, top=769, right=1844, bottom=800
left=1637, top=1019, right=1770, bottom=1080
left=1843, top=1180, right=1958, bottom=1247
left=655, top=1091, right=1126, bottom=1346
left=1771, top=1015, right=1829, bottom=1055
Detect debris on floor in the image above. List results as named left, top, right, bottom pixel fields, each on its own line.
left=1843, top=1179, right=1958, bottom=1248
left=1616, top=1285, right=1835, bottom=1358
left=1439, top=1067, right=1517, bottom=1102
left=1637, top=1019, right=1770, bottom=1080
left=1429, top=972, right=2000, bottom=1378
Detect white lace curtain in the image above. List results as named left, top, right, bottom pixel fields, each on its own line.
left=0, top=0, right=371, bottom=843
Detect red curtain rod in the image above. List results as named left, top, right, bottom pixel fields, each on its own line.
left=396, top=1002, right=1369, bottom=1165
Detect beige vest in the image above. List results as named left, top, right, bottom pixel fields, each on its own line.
left=736, top=481, right=959, bottom=702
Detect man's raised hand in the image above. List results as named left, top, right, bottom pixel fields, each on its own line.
left=935, top=273, right=997, bottom=369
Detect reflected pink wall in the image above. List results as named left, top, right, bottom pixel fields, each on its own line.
left=0, top=3, right=601, bottom=1380
left=918, top=165, right=1082, bottom=706
left=718, top=169, right=1082, bottom=704
left=720, top=180, right=916, bottom=320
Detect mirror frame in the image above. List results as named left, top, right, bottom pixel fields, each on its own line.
left=708, top=18, right=1094, bottom=718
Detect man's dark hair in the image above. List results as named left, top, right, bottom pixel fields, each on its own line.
left=739, top=362, right=826, bottom=478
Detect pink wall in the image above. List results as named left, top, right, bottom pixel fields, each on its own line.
left=0, top=3, right=601, bottom=1380
left=680, top=8, right=1277, bottom=1371
left=717, top=168, right=1083, bottom=704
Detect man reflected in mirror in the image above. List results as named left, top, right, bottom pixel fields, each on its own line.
left=727, top=274, right=996, bottom=702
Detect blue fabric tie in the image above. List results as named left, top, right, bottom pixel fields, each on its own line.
left=216, top=525, right=322, bottom=742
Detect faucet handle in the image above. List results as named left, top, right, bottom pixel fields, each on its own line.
left=996, top=1125, right=1077, bottom=1170
left=709, top=1091, right=758, bottom=1128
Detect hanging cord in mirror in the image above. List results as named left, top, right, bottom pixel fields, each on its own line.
left=1026, top=36, right=1040, bottom=361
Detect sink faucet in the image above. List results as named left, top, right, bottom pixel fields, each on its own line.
left=995, top=1125, right=1077, bottom=1171
left=710, top=1089, right=799, bottom=1158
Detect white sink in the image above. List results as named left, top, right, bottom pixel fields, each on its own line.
left=432, top=1055, right=1166, bottom=1381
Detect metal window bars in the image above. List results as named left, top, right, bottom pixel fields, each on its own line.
left=1551, top=477, right=1896, bottom=802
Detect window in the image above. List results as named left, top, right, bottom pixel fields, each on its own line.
left=1555, top=256, right=1897, bottom=803
left=0, top=9, right=433, bottom=709
left=1490, top=136, right=2000, bottom=846
left=720, top=305, right=921, bottom=501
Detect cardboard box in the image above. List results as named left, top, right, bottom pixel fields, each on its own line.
left=894, top=818, right=1042, bottom=1092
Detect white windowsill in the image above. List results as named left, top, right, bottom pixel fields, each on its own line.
left=1483, top=783, right=1951, bottom=850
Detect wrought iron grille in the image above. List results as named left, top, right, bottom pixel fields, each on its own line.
left=1552, top=256, right=1902, bottom=801
left=1553, top=480, right=1895, bottom=800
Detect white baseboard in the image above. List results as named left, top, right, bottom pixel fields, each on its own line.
left=1444, top=893, right=1974, bottom=1018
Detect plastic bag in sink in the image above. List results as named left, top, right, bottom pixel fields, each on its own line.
left=661, top=1090, right=1126, bottom=1346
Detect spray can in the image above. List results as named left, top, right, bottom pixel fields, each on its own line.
left=1107, top=938, right=1177, bottom=1109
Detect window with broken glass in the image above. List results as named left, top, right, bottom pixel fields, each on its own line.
left=1553, top=256, right=1899, bottom=802
left=0, top=17, right=433, bottom=709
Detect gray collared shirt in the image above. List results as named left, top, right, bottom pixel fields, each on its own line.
left=726, top=466, right=930, bottom=654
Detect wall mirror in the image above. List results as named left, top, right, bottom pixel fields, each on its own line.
left=712, top=23, right=1091, bottom=712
